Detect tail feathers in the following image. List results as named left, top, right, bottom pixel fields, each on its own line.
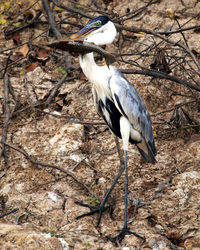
left=136, top=139, right=157, bottom=164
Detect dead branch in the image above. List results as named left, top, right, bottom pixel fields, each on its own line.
left=0, top=72, right=17, bottom=167
left=120, top=68, right=200, bottom=92
left=0, top=74, right=10, bottom=163
left=4, top=10, right=43, bottom=37
left=115, top=23, right=200, bottom=71
left=45, top=74, right=71, bottom=105
left=35, top=108, right=105, bottom=126
left=42, top=0, right=73, bottom=71
left=51, top=0, right=200, bottom=72
left=51, top=0, right=93, bottom=19
left=0, top=208, right=19, bottom=219
left=42, top=0, right=62, bottom=39
left=3, top=142, right=97, bottom=198
left=159, top=24, right=200, bottom=35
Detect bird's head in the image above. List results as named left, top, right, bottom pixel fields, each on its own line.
left=71, top=16, right=117, bottom=46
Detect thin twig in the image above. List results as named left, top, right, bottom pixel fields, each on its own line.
left=35, top=108, right=105, bottom=126
left=4, top=10, right=42, bottom=37
left=0, top=208, right=19, bottom=218
left=42, top=0, right=72, bottom=70
left=51, top=0, right=93, bottom=19
left=42, top=0, right=61, bottom=39
left=121, top=68, right=200, bottom=92
left=45, top=74, right=69, bottom=105
left=0, top=62, right=17, bottom=167
left=115, top=23, right=200, bottom=71
left=159, top=24, right=200, bottom=35
left=0, top=74, right=10, bottom=163
left=151, top=100, right=197, bottom=117
left=3, top=142, right=97, bottom=197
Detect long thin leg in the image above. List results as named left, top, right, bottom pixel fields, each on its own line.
left=76, top=136, right=125, bottom=226
left=95, top=136, right=125, bottom=225
left=96, top=154, right=124, bottom=226
left=111, top=148, right=145, bottom=244
left=111, top=117, right=145, bottom=244
left=76, top=161, right=124, bottom=225
left=124, top=149, right=128, bottom=229
left=114, top=136, right=124, bottom=167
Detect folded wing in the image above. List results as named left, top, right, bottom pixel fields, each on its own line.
left=109, top=67, right=157, bottom=163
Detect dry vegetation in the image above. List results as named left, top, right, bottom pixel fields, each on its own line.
left=0, top=0, right=200, bottom=249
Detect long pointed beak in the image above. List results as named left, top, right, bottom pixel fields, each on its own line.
left=70, top=25, right=96, bottom=40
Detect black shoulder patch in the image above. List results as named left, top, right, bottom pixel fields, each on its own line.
left=99, top=97, right=122, bottom=139
left=98, top=99, right=104, bottom=117
left=114, top=93, right=127, bottom=117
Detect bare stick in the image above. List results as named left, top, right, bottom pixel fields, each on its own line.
left=3, top=142, right=97, bottom=197
left=0, top=208, right=19, bottom=218
left=45, top=73, right=68, bottom=105
left=121, top=68, right=200, bottom=92
left=42, top=0, right=62, bottom=39
left=115, top=23, right=200, bottom=71
left=0, top=74, right=10, bottom=163
left=42, top=0, right=72, bottom=70
left=4, top=10, right=42, bottom=37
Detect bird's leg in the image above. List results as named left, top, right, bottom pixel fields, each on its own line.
left=75, top=136, right=125, bottom=226
left=114, top=136, right=124, bottom=167
left=112, top=150, right=145, bottom=244
left=124, top=149, right=128, bottom=229
left=111, top=117, right=145, bottom=244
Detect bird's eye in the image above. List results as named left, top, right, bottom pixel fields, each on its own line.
left=95, top=21, right=101, bottom=27
left=90, top=21, right=101, bottom=28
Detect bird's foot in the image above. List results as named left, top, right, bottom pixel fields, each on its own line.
left=110, top=227, right=145, bottom=245
left=75, top=201, right=113, bottom=226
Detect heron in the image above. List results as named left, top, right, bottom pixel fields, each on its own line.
left=70, top=16, right=157, bottom=242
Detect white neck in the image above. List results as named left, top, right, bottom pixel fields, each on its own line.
left=79, top=53, right=112, bottom=99
left=79, top=53, right=97, bottom=81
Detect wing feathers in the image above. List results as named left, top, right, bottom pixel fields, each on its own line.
left=109, top=66, right=157, bottom=163
left=136, top=139, right=157, bottom=164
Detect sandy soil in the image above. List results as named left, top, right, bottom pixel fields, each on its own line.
left=0, top=0, right=200, bottom=249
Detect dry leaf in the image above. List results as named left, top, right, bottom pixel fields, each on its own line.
left=0, top=19, right=6, bottom=25
left=153, top=129, right=157, bottom=138
left=37, top=49, right=49, bottom=60
left=10, top=52, right=22, bottom=62
left=134, top=32, right=146, bottom=38
left=18, top=1, right=22, bottom=7
left=12, top=32, right=21, bottom=44
left=163, top=112, right=173, bottom=122
left=55, top=97, right=64, bottom=107
left=13, top=21, right=24, bottom=27
left=20, top=44, right=29, bottom=57
left=25, top=62, right=39, bottom=72
left=0, top=1, right=10, bottom=14
left=166, top=8, right=175, bottom=19
left=55, top=6, right=64, bottom=12
left=4, top=2, right=10, bottom=10
left=192, top=48, right=200, bottom=56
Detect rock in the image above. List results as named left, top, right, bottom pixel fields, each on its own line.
left=0, top=223, right=66, bottom=250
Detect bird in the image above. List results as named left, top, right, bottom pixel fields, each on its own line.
left=70, top=16, right=157, bottom=242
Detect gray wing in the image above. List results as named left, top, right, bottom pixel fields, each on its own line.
left=109, top=66, right=156, bottom=162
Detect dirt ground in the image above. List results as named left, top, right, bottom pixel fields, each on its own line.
left=0, top=0, right=200, bottom=249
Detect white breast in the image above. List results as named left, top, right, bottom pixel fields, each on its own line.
left=80, top=53, right=112, bottom=101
